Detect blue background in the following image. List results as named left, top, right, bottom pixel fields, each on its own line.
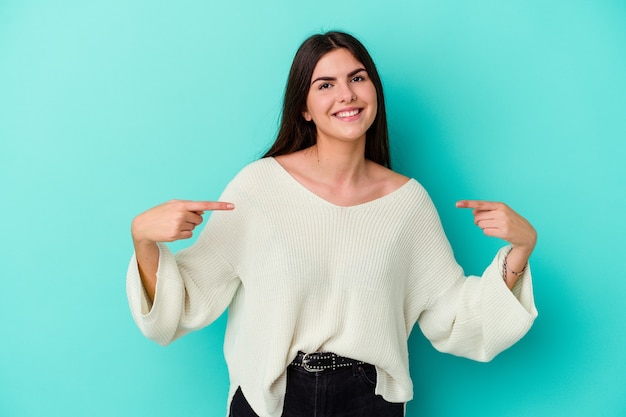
left=1, top=0, right=625, bottom=416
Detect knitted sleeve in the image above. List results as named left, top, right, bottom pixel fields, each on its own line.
left=406, top=188, right=538, bottom=362
left=126, top=179, right=247, bottom=346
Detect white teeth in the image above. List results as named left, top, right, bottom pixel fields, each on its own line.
left=336, top=109, right=360, bottom=118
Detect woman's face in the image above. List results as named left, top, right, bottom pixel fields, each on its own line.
left=303, top=48, right=378, bottom=146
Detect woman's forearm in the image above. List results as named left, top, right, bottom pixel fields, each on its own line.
left=503, top=244, right=534, bottom=290
left=132, top=238, right=159, bottom=303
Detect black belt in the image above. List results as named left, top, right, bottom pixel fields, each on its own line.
left=290, top=351, right=365, bottom=372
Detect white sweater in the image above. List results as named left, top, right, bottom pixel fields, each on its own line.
left=127, top=157, right=538, bottom=417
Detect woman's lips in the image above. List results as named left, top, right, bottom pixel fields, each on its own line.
left=334, top=108, right=362, bottom=119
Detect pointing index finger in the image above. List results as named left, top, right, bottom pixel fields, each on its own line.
left=184, top=201, right=235, bottom=212
left=456, top=200, right=499, bottom=210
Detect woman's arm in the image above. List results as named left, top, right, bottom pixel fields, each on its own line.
left=455, top=200, right=537, bottom=290
left=406, top=191, right=537, bottom=361
left=131, top=199, right=235, bottom=302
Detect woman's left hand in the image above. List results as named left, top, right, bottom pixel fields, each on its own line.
left=456, top=200, right=537, bottom=254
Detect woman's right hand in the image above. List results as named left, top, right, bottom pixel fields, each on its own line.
left=131, top=199, right=235, bottom=244
left=130, top=200, right=235, bottom=303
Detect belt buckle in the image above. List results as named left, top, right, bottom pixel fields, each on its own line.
left=302, top=352, right=323, bottom=372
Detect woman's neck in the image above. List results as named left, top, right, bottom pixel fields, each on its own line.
left=304, top=139, right=368, bottom=186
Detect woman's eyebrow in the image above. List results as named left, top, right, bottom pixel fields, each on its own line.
left=347, top=68, right=367, bottom=77
left=311, top=68, right=367, bottom=85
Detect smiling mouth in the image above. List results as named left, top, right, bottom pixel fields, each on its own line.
left=334, top=109, right=362, bottom=118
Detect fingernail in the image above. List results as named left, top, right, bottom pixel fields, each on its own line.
left=226, top=203, right=235, bottom=209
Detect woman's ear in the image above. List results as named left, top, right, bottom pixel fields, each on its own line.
left=302, top=109, right=312, bottom=121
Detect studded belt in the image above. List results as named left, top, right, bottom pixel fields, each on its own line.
left=290, top=351, right=365, bottom=372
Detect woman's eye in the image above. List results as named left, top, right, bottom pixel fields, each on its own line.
left=351, top=75, right=365, bottom=82
left=319, top=83, right=331, bottom=90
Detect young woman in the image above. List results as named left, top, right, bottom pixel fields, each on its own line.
left=127, top=31, right=538, bottom=417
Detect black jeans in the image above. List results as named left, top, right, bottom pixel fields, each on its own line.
left=229, top=362, right=404, bottom=417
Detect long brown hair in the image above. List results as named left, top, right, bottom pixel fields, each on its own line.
left=264, top=31, right=391, bottom=168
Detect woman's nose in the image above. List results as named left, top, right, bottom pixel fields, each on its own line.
left=336, top=82, right=356, bottom=103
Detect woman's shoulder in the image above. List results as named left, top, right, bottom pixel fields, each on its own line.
left=367, top=162, right=437, bottom=209
left=230, top=157, right=279, bottom=181
left=217, top=158, right=285, bottom=203
left=375, top=163, right=409, bottom=184
left=366, top=160, right=413, bottom=194
left=226, top=157, right=297, bottom=194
